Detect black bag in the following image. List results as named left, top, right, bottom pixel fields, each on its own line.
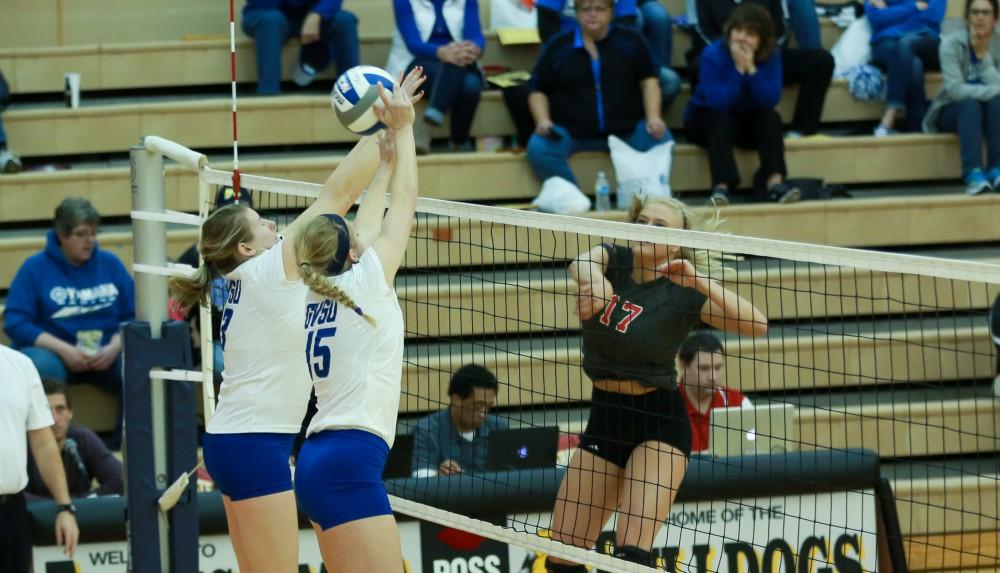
left=0, top=71, right=10, bottom=112
left=784, top=177, right=852, bottom=200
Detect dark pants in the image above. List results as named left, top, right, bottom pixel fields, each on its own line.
left=685, top=106, right=787, bottom=198
left=936, top=97, right=1000, bottom=177
left=19, top=346, right=124, bottom=448
left=242, top=8, right=360, bottom=95
left=0, top=494, right=31, bottom=573
left=781, top=46, right=835, bottom=134
left=408, top=57, right=483, bottom=145
left=871, top=32, right=941, bottom=132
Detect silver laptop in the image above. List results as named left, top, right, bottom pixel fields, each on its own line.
left=708, top=403, right=797, bottom=457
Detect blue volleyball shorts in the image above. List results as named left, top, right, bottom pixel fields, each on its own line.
left=203, top=432, right=295, bottom=501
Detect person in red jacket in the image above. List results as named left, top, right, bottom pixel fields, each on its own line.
left=678, top=331, right=752, bottom=453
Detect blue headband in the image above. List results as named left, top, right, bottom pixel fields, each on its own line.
left=320, top=214, right=352, bottom=276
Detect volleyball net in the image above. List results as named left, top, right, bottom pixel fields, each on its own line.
left=132, top=136, right=1000, bottom=572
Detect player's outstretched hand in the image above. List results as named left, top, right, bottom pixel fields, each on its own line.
left=373, top=67, right=426, bottom=130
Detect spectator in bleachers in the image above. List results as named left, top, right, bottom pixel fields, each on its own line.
left=411, top=364, right=508, bottom=477
left=526, top=0, right=670, bottom=187
left=173, top=186, right=253, bottom=380
left=242, top=0, right=359, bottom=95
left=685, top=4, right=801, bottom=204
left=677, top=332, right=751, bottom=453
left=25, top=380, right=124, bottom=500
left=386, top=0, right=486, bottom=154
left=4, top=197, right=135, bottom=449
left=923, top=0, right=1000, bottom=194
left=689, top=0, right=834, bottom=137
left=866, top=0, right=946, bottom=135
left=538, top=0, right=682, bottom=108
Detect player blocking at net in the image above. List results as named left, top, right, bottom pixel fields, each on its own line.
left=169, top=68, right=424, bottom=573
left=292, top=77, right=422, bottom=572
left=545, top=197, right=768, bottom=571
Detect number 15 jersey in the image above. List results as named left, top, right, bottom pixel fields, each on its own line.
left=304, top=249, right=405, bottom=448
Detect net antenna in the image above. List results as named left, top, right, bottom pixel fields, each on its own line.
left=227, top=0, right=241, bottom=195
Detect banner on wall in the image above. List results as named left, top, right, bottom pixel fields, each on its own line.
left=33, top=490, right=877, bottom=573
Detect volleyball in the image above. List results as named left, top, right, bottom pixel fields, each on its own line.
left=331, top=65, right=395, bottom=135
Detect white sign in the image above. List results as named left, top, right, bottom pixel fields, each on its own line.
left=34, top=490, right=876, bottom=572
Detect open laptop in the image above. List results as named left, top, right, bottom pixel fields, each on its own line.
left=708, top=403, right=797, bottom=457
left=487, top=427, right=560, bottom=471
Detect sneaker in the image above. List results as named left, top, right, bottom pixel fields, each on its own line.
left=291, top=61, right=317, bottom=87
left=0, top=149, right=22, bottom=174
left=706, top=187, right=731, bottom=207
left=767, top=182, right=802, bottom=204
left=964, top=169, right=992, bottom=196
left=873, top=124, right=897, bottom=137
left=987, top=166, right=1000, bottom=190
left=785, top=130, right=804, bottom=139
left=413, top=119, right=432, bottom=155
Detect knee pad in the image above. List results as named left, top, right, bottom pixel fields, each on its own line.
left=545, top=560, right=588, bottom=573
left=613, top=545, right=653, bottom=565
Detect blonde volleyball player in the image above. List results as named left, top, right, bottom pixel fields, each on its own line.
left=169, top=67, right=425, bottom=573
left=292, top=82, right=419, bottom=573
left=544, top=196, right=768, bottom=571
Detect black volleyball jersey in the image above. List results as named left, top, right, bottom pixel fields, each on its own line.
left=581, top=244, right=708, bottom=389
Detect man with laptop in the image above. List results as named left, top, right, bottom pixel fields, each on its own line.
left=679, top=332, right=797, bottom=456
left=411, top=364, right=509, bottom=477
left=678, top=332, right=753, bottom=453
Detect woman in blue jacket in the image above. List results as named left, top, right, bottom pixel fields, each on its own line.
left=5, top=197, right=135, bottom=447
left=866, top=0, right=946, bottom=134
left=684, top=4, right=799, bottom=206
left=386, top=0, right=486, bottom=153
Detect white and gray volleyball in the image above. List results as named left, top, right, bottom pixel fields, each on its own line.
left=331, top=65, right=395, bottom=135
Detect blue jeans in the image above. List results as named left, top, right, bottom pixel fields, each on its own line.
left=786, top=0, right=822, bottom=49
left=0, top=114, right=6, bottom=146
left=625, top=3, right=681, bottom=109
left=19, top=346, right=124, bottom=446
left=871, top=33, right=940, bottom=131
left=936, top=97, right=1000, bottom=178
left=242, top=8, right=359, bottom=95
left=408, top=57, right=483, bottom=145
left=526, top=120, right=672, bottom=185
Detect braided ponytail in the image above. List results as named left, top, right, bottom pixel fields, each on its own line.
left=299, top=263, right=377, bottom=327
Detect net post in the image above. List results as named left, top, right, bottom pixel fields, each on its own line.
left=129, top=142, right=171, bottom=573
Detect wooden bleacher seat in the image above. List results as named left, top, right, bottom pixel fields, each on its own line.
left=0, top=134, right=976, bottom=227
left=2, top=76, right=947, bottom=159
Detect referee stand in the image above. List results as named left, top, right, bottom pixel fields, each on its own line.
left=123, top=143, right=200, bottom=572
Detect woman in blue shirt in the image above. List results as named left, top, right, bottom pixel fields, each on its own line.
left=684, top=4, right=799, bottom=205
left=866, top=0, right=946, bottom=134
left=386, top=0, right=486, bottom=153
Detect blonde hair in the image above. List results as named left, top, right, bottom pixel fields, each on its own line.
left=295, top=216, right=376, bottom=327
left=627, top=195, right=728, bottom=279
left=170, top=204, right=254, bottom=312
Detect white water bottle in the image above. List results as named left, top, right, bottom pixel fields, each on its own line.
left=594, top=171, right=611, bottom=212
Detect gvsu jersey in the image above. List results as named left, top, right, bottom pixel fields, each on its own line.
left=305, top=250, right=405, bottom=447
left=207, top=241, right=312, bottom=435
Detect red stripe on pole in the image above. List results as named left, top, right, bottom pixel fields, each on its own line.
left=229, top=0, right=241, bottom=201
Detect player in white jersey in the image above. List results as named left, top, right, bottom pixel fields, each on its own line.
left=168, top=67, right=425, bottom=573
left=292, top=82, right=420, bottom=573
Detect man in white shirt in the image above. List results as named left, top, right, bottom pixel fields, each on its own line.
left=0, top=345, right=79, bottom=571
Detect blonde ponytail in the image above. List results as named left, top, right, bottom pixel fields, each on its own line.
left=299, top=263, right=377, bottom=327
left=169, top=265, right=214, bottom=312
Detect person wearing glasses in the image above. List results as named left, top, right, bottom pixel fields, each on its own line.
left=4, top=197, right=135, bottom=449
